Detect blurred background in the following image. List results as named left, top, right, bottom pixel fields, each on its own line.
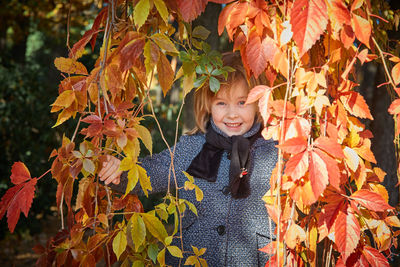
left=0, top=0, right=399, bottom=265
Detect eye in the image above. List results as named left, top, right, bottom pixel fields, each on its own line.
left=238, top=100, right=246, bottom=106
left=216, top=101, right=226, bottom=106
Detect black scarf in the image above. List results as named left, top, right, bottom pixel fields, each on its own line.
left=186, top=122, right=261, bottom=199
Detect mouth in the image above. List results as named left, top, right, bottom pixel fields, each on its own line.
left=224, top=122, right=242, bottom=128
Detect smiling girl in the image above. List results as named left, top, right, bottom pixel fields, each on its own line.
left=99, top=52, right=277, bottom=266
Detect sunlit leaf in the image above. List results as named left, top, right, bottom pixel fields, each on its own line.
left=334, top=204, right=360, bottom=260
left=54, top=57, right=88, bottom=75
left=112, top=229, right=127, bottom=260
left=134, top=0, right=150, bottom=29
left=154, top=0, right=169, bottom=24
left=130, top=213, right=146, bottom=251
left=141, top=213, right=168, bottom=243
left=167, top=246, right=183, bottom=258
left=350, top=189, right=392, bottom=212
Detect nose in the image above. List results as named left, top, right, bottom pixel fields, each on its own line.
left=227, top=106, right=239, bottom=119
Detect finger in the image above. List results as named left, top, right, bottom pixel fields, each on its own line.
left=105, top=170, right=122, bottom=185
left=100, top=157, right=120, bottom=181
left=98, top=155, right=111, bottom=177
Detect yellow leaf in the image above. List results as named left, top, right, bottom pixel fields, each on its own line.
left=157, top=248, right=166, bottom=266
left=52, top=108, right=75, bottom=128
left=348, top=128, right=361, bottom=147
left=141, top=213, right=168, bottom=243
left=132, top=260, right=145, bottom=267
left=385, top=216, right=400, bottom=227
left=184, top=256, right=200, bottom=266
left=183, top=72, right=195, bottom=97
left=184, top=181, right=195, bottom=190
left=183, top=171, right=194, bottom=183
left=138, top=164, right=152, bottom=197
left=151, top=33, right=179, bottom=54
left=185, top=200, right=198, bottom=216
left=51, top=90, right=76, bottom=110
left=112, top=230, right=127, bottom=260
left=154, top=0, right=169, bottom=24
left=285, top=223, right=306, bottom=249
left=167, top=246, right=183, bottom=258
left=134, top=0, right=150, bottom=29
left=119, top=156, right=135, bottom=171
left=125, top=138, right=140, bottom=159
left=144, top=40, right=160, bottom=76
left=135, top=124, right=153, bottom=155
left=125, top=165, right=139, bottom=197
left=343, top=146, right=359, bottom=172
left=54, top=57, right=88, bottom=75
left=130, top=213, right=146, bottom=251
left=195, top=186, right=204, bottom=202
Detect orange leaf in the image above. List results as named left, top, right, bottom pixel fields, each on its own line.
left=350, top=189, right=392, bottom=212
left=217, top=1, right=237, bottom=36
left=246, top=85, right=271, bottom=104
left=334, top=204, right=360, bottom=260
left=340, top=24, right=356, bottom=49
left=51, top=90, right=76, bottom=111
left=362, top=246, right=390, bottom=267
left=388, top=99, right=400, bottom=115
left=392, top=62, right=400, bottom=85
left=352, top=14, right=371, bottom=48
left=177, top=0, right=207, bottom=22
left=246, top=85, right=273, bottom=124
left=10, top=162, right=31, bottom=185
left=120, top=37, right=146, bottom=72
left=277, top=137, right=308, bottom=154
left=290, top=179, right=318, bottom=205
left=157, top=53, right=175, bottom=96
left=313, top=136, right=344, bottom=158
left=314, top=149, right=341, bottom=190
left=309, top=150, right=329, bottom=199
left=284, top=151, right=309, bottom=181
left=54, top=57, right=88, bottom=75
left=340, top=92, right=373, bottom=119
left=290, top=0, right=328, bottom=56
left=246, top=31, right=268, bottom=78
left=328, top=0, right=351, bottom=26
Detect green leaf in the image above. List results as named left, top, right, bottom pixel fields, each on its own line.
left=141, top=213, right=168, bottom=243
left=130, top=213, right=146, bottom=251
left=209, top=76, right=220, bottom=93
left=138, top=164, right=152, bottom=197
left=194, top=76, right=207, bottom=88
left=195, top=65, right=207, bottom=75
left=154, top=0, right=169, bottom=24
left=151, top=33, right=179, bottom=54
left=192, top=26, right=210, bottom=40
left=134, top=0, right=150, bottom=29
left=211, top=68, right=224, bottom=76
left=167, top=246, right=183, bottom=258
left=135, top=124, right=153, bottom=155
left=148, top=243, right=159, bottom=263
left=112, top=230, right=127, bottom=260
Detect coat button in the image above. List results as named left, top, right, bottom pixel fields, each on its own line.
left=216, top=225, right=226, bottom=236
left=222, top=186, right=230, bottom=195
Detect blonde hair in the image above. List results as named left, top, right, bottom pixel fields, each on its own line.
left=189, top=52, right=260, bottom=134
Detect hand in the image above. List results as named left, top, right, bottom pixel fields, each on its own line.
left=98, top=155, right=122, bottom=185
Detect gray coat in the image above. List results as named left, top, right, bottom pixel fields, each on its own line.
left=117, top=124, right=278, bottom=266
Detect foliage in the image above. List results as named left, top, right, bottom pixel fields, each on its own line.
left=0, top=0, right=399, bottom=266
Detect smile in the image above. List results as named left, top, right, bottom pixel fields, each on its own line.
left=225, top=123, right=242, bottom=127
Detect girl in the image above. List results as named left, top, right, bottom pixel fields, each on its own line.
left=99, top=53, right=278, bottom=266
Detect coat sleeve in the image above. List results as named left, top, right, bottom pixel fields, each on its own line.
left=110, top=134, right=204, bottom=195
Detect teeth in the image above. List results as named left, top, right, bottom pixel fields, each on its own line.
left=225, top=123, right=241, bottom=127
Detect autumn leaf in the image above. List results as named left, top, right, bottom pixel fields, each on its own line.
left=10, top=162, right=31, bottom=185
left=352, top=14, right=371, bottom=48
left=0, top=175, right=37, bottom=233
left=284, top=151, right=309, bottom=181
left=285, top=223, right=306, bottom=249
left=151, top=33, right=179, bottom=54
left=246, top=85, right=273, bottom=124
left=362, top=246, right=390, bottom=267
left=134, top=0, right=150, bottom=29
left=309, top=150, right=329, bottom=199
left=113, top=229, right=127, bottom=260
left=314, top=149, right=341, bottom=190
left=313, top=136, right=344, bottom=158
left=290, top=0, right=328, bottom=56
left=350, top=189, right=392, bottom=212
left=277, top=137, right=308, bottom=154
left=176, top=0, right=207, bottom=22
left=334, top=204, right=360, bottom=260
left=388, top=99, right=400, bottom=115
left=392, top=62, right=400, bottom=85
left=54, top=57, right=88, bottom=75
left=157, top=53, right=175, bottom=96
left=141, top=213, right=168, bottom=243
left=340, top=92, right=373, bottom=119
left=246, top=31, right=268, bottom=78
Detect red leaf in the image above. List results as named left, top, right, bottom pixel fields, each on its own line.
left=290, top=0, right=328, bottom=56
left=208, top=0, right=236, bottom=3
left=10, top=162, right=31, bottom=185
left=309, top=150, right=329, bottom=199
left=362, top=246, right=390, bottom=267
left=352, top=14, right=371, bottom=48
left=350, top=189, right=393, bottom=212
left=277, top=137, right=308, bottom=154
left=388, top=99, right=400, bottom=115
left=314, top=148, right=341, bottom=190
left=246, top=85, right=271, bottom=104
left=0, top=178, right=37, bottom=233
left=313, top=136, right=344, bottom=158
left=119, top=37, right=146, bottom=72
left=176, top=0, right=207, bottom=22
left=246, top=31, right=268, bottom=78
left=284, top=151, right=309, bottom=181
left=334, top=204, right=360, bottom=261
left=319, top=197, right=344, bottom=232
left=69, top=7, right=107, bottom=58
left=329, top=0, right=351, bottom=26
left=340, top=91, right=373, bottom=119
left=218, top=1, right=237, bottom=36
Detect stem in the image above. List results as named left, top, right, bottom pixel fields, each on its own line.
left=71, top=116, right=81, bottom=143
left=37, top=169, right=51, bottom=180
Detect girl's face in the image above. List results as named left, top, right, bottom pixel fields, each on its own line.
left=210, top=78, right=257, bottom=136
